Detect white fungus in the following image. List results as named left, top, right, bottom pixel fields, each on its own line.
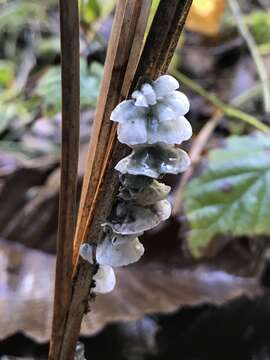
left=111, top=75, right=191, bottom=146
left=80, top=74, right=192, bottom=295
left=97, top=234, right=144, bottom=267
left=115, top=144, right=191, bottom=178
left=79, top=244, right=116, bottom=294
left=119, top=179, right=171, bottom=206
left=110, top=199, right=171, bottom=235
left=93, top=264, right=116, bottom=294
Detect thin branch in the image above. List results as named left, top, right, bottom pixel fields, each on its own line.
left=72, top=0, right=151, bottom=267
left=229, top=0, right=270, bottom=113
left=57, top=1, right=194, bottom=358
left=135, top=0, right=193, bottom=77
left=49, top=0, right=80, bottom=358
left=173, top=110, right=222, bottom=215
left=173, top=70, right=270, bottom=133
left=55, top=1, right=152, bottom=359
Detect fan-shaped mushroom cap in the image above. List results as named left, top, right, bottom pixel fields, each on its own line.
left=97, top=232, right=144, bottom=267
left=115, top=144, right=191, bottom=178
left=153, top=75, right=179, bottom=99
left=93, top=265, right=116, bottom=294
left=119, top=179, right=171, bottom=206
left=110, top=199, right=171, bottom=235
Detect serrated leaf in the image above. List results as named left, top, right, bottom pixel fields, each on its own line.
left=35, top=59, right=102, bottom=115
left=183, top=133, right=270, bottom=257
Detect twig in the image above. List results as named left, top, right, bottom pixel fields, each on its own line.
left=229, top=0, right=270, bottom=113
left=55, top=1, right=193, bottom=359
left=173, top=110, right=222, bottom=215
left=135, top=0, right=193, bottom=77
left=73, top=0, right=151, bottom=267
left=173, top=70, right=270, bottom=133
left=54, top=1, right=152, bottom=358
left=231, top=81, right=270, bottom=107
left=49, top=0, right=80, bottom=358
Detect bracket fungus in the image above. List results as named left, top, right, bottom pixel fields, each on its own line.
left=80, top=74, right=192, bottom=293
left=115, top=144, right=190, bottom=178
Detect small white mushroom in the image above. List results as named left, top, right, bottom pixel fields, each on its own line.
left=111, top=75, right=191, bottom=147
left=132, top=83, right=157, bottom=107
left=74, top=342, right=86, bottom=360
left=134, top=180, right=171, bottom=206
left=119, top=174, right=153, bottom=192
left=119, top=179, right=171, bottom=206
left=111, top=199, right=171, bottom=234
left=117, top=115, right=192, bottom=146
left=115, top=144, right=191, bottom=178
left=117, top=117, right=148, bottom=145
left=79, top=243, right=94, bottom=264
left=147, top=116, right=192, bottom=145
left=153, top=91, right=190, bottom=121
left=79, top=244, right=116, bottom=294
left=93, top=264, right=116, bottom=294
left=152, top=75, right=179, bottom=99
left=97, top=232, right=144, bottom=267
left=141, top=83, right=157, bottom=105
left=110, top=99, right=146, bottom=123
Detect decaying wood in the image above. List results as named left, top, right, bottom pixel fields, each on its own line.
left=0, top=238, right=262, bottom=342
left=49, top=0, right=80, bottom=357
left=52, top=1, right=194, bottom=358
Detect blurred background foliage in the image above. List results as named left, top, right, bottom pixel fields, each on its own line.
left=1, top=1, right=270, bottom=357
left=0, top=0, right=270, bottom=254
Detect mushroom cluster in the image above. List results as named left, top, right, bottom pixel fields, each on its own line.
left=80, top=75, right=192, bottom=293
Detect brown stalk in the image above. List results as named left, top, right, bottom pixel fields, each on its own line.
left=72, top=0, right=151, bottom=266
left=53, top=1, right=193, bottom=358
left=49, top=1, right=152, bottom=359
left=49, top=0, right=80, bottom=358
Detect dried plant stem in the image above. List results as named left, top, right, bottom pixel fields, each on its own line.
left=49, top=0, right=80, bottom=359
left=55, top=1, right=152, bottom=358
left=53, top=1, right=193, bottom=358
left=229, top=0, right=270, bottom=113
left=135, top=0, right=193, bottom=77
left=173, top=110, right=222, bottom=215
left=173, top=70, right=270, bottom=133
left=72, top=0, right=151, bottom=266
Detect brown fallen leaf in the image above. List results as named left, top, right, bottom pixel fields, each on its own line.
left=0, top=238, right=261, bottom=343
left=186, top=0, right=227, bottom=36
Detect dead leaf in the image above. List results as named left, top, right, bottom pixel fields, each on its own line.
left=0, top=238, right=261, bottom=343
left=186, top=0, right=227, bottom=36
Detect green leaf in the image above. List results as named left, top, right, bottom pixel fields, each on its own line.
left=0, top=1, right=47, bottom=33
left=35, top=59, right=103, bottom=115
left=80, top=0, right=115, bottom=23
left=0, top=92, right=32, bottom=134
left=0, top=60, right=15, bottom=88
left=183, top=133, right=270, bottom=257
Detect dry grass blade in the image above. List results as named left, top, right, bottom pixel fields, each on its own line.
left=73, top=0, right=151, bottom=266
left=55, top=1, right=193, bottom=358
left=172, top=110, right=222, bottom=215
left=51, top=1, right=152, bottom=358
left=136, top=0, right=193, bottom=77
left=49, top=0, right=80, bottom=358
